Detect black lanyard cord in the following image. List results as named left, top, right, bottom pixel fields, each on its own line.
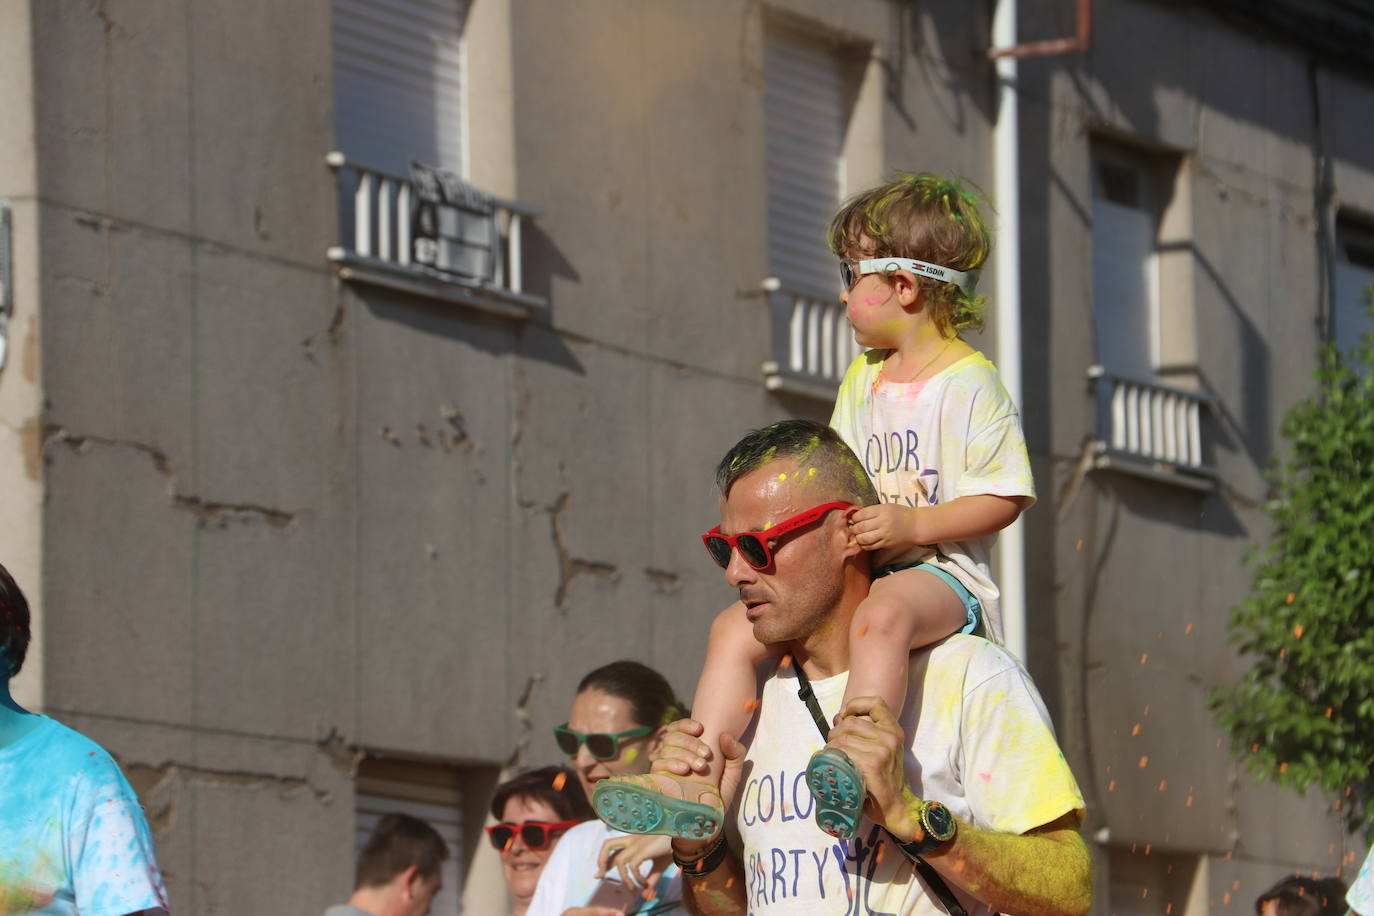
left=791, top=662, right=969, bottom=916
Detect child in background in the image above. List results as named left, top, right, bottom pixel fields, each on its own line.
left=595, top=173, right=1035, bottom=841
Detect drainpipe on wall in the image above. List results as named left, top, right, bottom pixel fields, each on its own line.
left=991, top=0, right=1027, bottom=663
left=988, top=0, right=1094, bottom=664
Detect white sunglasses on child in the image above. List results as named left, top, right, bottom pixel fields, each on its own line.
left=839, top=257, right=978, bottom=296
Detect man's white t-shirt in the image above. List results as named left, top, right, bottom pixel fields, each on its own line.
left=734, top=635, right=1084, bottom=915
left=829, top=350, right=1036, bottom=644
left=526, top=818, right=687, bottom=916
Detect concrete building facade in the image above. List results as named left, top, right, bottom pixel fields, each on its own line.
left=1, top=0, right=1370, bottom=913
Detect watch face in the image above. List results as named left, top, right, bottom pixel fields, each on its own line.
left=923, top=802, right=956, bottom=841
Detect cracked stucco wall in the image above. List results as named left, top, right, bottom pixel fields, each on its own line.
left=1015, top=1, right=1374, bottom=907
left=23, top=1, right=1373, bottom=914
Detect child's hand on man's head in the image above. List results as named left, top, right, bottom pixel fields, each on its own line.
left=848, top=504, right=923, bottom=549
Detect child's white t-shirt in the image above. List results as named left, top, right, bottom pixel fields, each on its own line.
left=828, top=349, right=1036, bottom=644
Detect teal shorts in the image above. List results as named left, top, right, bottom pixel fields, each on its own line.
left=872, top=560, right=982, bottom=637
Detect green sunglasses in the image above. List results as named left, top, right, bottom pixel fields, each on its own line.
left=553, top=723, right=654, bottom=760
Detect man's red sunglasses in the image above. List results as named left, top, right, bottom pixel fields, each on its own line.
left=485, top=819, right=580, bottom=852
left=702, top=501, right=853, bottom=570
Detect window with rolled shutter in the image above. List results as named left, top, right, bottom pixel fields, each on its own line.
left=1334, top=212, right=1374, bottom=361
left=1092, top=147, right=1160, bottom=381
left=332, top=0, right=469, bottom=176
left=765, top=24, right=846, bottom=299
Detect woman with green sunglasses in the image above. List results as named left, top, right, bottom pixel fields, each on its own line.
left=525, top=661, right=691, bottom=916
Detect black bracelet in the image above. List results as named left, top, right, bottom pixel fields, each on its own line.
left=673, top=836, right=729, bottom=877
left=897, top=833, right=940, bottom=861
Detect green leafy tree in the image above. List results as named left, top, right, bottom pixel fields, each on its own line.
left=1213, top=301, right=1374, bottom=843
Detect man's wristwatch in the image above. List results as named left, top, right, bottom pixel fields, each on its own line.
left=897, top=800, right=957, bottom=860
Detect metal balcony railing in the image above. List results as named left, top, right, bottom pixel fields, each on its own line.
left=1088, top=365, right=1217, bottom=489
left=761, top=284, right=861, bottom=400
left=325, top=153, right=546, bottom=319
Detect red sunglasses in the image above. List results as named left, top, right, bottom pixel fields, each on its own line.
left=702, top=501, right=853, bottom=570
left=485, top=819, right=580, bottom=852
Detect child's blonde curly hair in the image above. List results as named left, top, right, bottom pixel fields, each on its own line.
left=827, top=172, right=993, bottom=337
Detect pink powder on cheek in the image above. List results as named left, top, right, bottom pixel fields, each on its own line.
left=862, top=297, right=881, bottom=307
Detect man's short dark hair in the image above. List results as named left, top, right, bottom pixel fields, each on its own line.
left=1255, top=874, right=1347, bottom=916
left=716, top=419, right=878, bottom=507
left=355, top=812, right=448, bottom=890
left=0, top=562, right=31, bottom=680
left=489, top=765, right=595, bottom=822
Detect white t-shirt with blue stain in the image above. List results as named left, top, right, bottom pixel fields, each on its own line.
left=0, top=716, right=168, bottom=915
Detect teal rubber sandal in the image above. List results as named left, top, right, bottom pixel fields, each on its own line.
left=592, top=777, right=723, bottom=840
left=806, top=747, right=865, bottom=839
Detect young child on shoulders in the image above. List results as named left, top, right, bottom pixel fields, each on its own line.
left=593, top=173, right=1035, bottom=841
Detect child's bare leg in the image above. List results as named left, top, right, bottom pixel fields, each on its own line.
left=842, top=569, right=970, bottom=716
left=807, top=568, right=968, bottom=838
left=690, top=600, right=780, bottom=781
left=592, top=601, right=777, bottom=839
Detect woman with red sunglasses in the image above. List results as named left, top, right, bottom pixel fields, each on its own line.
left=488, top=766, right=594, bottom=916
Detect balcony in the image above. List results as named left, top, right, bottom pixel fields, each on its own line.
left=1088, top=365, right=1217, bottom=491
left=325, top=153, right=547, bottom=319
left=760, top=284, right=861, bottom=400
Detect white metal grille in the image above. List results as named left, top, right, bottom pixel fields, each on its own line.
left=1089, top=366, right=1214, bottom=486
left=326, top=152, right=540, bottom=317
left=333, top=0, right=468, bottom=176
left=785, top=289, right=857, bottom=384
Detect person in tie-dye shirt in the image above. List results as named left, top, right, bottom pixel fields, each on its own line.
left=0, top=561, right=169, bottom=916
left=1350, top=845, right=1374, bottom=915
left=593, top=174, right=1034, bottom=845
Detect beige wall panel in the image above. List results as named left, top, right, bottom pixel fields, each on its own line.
left=0, top=202, right=44, bottom=710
